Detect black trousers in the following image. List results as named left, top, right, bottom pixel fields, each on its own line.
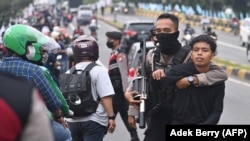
left=112, top=88, right=136, bottom=134
left=143, top=110, right=173, bottom=141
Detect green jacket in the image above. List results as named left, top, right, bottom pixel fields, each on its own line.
left=40, top=66, right=69, bottom=116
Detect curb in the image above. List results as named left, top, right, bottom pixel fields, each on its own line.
left=220, top=65, right=250, bottom=81
left=98, top=15, right=250, bottom=81
left=135, top=10, right=233, bottom=33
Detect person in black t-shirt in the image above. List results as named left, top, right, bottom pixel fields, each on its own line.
left=163, top=34, right=226, bottom=124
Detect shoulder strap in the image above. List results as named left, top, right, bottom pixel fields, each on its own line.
left=69, top=66, right=76, bottom=74
left=69, top=63, right=97, bottom=74
left=83, top=63, right=97, bottom=72
left=82, top=63, right=100, bottom=102
left=152, top=47, right=161, bottom=71
left=117, top=48, right=126, bottom=55
left=172, top=46, right=191, bottom=65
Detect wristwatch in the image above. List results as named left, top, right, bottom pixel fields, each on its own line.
left=108, top=114, right=116, bottom=120
left=187, top=76, right=194, bottom=86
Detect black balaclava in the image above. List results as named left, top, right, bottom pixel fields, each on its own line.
left=156, top=31, right=181, bottom=55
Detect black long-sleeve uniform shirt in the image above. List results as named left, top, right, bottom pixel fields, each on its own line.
left=163, top=62, right=225, bottom=124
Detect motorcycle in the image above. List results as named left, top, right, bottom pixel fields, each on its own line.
left=202, top=23, right=210, bottom=33
left=89, top=25, right=98, bottom=40
left=182, top=32, right=194, bottom=47
left=231, top=22, right=239, bottom=36
left=91, top=31, right=98, bottom=41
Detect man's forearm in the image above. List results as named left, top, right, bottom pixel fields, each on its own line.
left=196, top=63, right=228, bottom=86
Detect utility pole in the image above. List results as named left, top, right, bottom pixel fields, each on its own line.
left=162, top=0, right=166, bottom=12
left=210, top=0, right=214, bottom=16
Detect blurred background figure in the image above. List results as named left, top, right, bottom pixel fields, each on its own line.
left=73, top=24, right=84, bottom=37
left=205, top=27, right=218, bottom=41
left=230, top=16, right=240, bottom=36
left=0, top=72, right=54, bottom=141
left=182, top=23, right=195, bottom=46
left=89, top=19, right=98, bottom=40
left=0, top=31, right=6, bottom=60
left=200, top=16, right=210, bottom=32
left=205, top=27, right=218, bottom=55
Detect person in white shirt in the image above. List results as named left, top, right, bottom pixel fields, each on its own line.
left=65, top=35, right=116, bottom=141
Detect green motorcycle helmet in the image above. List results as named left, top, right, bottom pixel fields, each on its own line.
left=3, top=24, right=60, bottom=61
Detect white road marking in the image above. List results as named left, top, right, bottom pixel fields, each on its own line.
left=217, top=41, right=245, bottom=51
left=228, top=77, right=250, bottom=87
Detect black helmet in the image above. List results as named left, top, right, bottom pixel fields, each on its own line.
left=72, top=35, right=99, bottom=62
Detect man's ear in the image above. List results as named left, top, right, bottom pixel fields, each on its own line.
left=190, top=51, right=193, bottom=60
left=212, top=52, right=216, bottom=58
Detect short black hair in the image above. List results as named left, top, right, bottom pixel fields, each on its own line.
left=156, top=13, right=179, bottom=30
left=189, top=34, right=217, bottom=53
left=149, top=26, right=156, bottom=36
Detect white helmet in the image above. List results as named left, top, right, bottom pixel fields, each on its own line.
left=91, top=19, right=96, bottom=23
left=22, top=20, right=28, bottom=25
left=41, top=26, right=50, bottom=35
left=53, top=26, right=60, bottom=32
left=50, top=31, right=60, bottom=39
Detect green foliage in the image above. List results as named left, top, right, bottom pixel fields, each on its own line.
left=128, top=0, right=250, bottom=18
left=0, top=0, right=32, bottom=22
left=83, top=0, right=98, bottom=4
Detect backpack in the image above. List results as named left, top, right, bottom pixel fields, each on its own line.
left=59, top=63, right=99, bottom=117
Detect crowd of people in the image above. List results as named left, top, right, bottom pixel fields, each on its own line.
left=0, top=3, right=228, bottom=141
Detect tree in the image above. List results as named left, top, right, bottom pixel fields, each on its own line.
left=0, top=0, right=32, bottom=26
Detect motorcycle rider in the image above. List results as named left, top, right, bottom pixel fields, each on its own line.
left=231, top=17, right=240, bottom=36
left=0, top=24, right=69, bottom=139
left=89, top=19, right=98, bottom=40
left=73, top=24, right=84, bottom=37
left=205, top=26, right=217, bottom=41
left=182, top=23, right=195, bottom=46
left=24, top=30, right=72, bottom=141
left=183, top=23, right=195, bottom=35
left=205, top=26, right=218, bottom=54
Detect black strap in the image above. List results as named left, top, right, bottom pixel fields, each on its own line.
left=70, top=63, right=97, bottom=74
left=83, top=63, right=98, bottom=72
left=172, top=46, right=191, bottom=65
